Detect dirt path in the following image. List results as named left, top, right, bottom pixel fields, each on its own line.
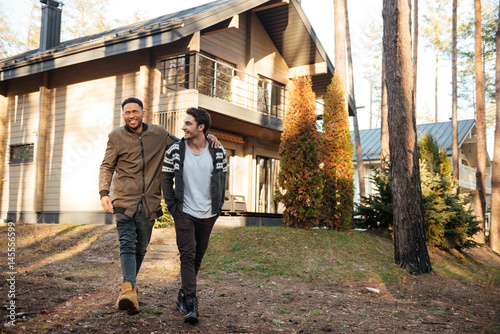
left=1, top=224, right=499, bottom=333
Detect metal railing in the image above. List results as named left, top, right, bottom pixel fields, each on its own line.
left=159, top=53, right=287, bottom=119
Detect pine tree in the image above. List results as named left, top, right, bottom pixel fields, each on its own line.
left=383, top=0, right=432, bottom=274
left=355, top=133, right=480, bottom=249
left=355, top=165, right=393, bottom=230
left=276, top=76, right=322, bottom=229
left=321, top=74, right=354, bottom=230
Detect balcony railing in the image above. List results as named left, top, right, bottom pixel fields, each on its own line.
left=159, top=53, right=287, bottom=119
left=459, top=164, right=492, bottom=193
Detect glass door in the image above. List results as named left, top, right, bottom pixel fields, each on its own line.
left=255, top=156, right=280, bottom=213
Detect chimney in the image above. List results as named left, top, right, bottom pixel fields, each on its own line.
left=40, top=0, right=64, bottom=52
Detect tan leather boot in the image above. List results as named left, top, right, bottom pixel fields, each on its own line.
left=116, top=282, right=140, bottom=315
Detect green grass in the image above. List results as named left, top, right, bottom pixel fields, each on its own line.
left=203, top=226, right=500, bottom=287
left=204, top=226, right=403, bottom=284
left=430, top=248, right=500, bottom=285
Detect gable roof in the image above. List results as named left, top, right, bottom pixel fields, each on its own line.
left=351, top=119, right=476, bottom=162
left=0, top=0, right=333, bottom=83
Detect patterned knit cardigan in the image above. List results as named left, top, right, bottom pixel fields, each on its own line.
left=161, top=137, right=227, bottom=216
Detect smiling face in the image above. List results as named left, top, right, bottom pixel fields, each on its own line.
left=122, top=102, right=145, bottom=133
left=182, top=114, right=205, bottom=141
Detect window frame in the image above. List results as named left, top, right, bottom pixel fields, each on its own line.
left=9, top=143, right=35, bottom=165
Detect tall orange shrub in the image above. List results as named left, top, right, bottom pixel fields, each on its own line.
left=322, top=74, right=354, bottom=230
left=276, top=76, right=322, bottom=229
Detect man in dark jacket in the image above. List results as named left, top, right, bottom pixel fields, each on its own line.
left=99, top=98, right=218, bottom=315
left=162, top=107, right=227, bottom=324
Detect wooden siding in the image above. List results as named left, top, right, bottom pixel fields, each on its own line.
left=201, top=14, right=247, bottom=68
left=42, top=76, right=120, bottom=212
left=251, top=13, right=289, bottom=84
left=1, top=60, right=147, bottom=219
left=3, top=92, right=40, bottom=213
left=159, top=90, right=199, bottom=115
left=200, top=11, right=289, bottom=100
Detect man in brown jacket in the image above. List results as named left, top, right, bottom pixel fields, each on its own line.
left=99, top=97, right=218, bottom=315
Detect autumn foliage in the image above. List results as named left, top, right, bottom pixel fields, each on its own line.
left=276, top=76, right=322, bottom=229
left=321, top=74, right=354, bottom=230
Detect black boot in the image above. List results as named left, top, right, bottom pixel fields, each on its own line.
left=184, top=296, right=199, bottom=324
left=176, top=290, right=187, bottom=314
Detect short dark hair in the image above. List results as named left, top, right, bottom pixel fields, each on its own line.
left=122, top=97, right=143, bottom=111
left=186, top=107, right=211, bottom=134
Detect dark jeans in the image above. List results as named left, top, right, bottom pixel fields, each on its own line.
left=174, top=211, right=217, bottom=298
left=115, top=203, right=155, bottom=288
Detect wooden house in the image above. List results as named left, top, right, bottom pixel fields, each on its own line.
left=0, top=0, right=351, bottom=224
left=351, top=120, right=492, bottom=223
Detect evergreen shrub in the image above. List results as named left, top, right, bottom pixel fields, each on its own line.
left=275, top=76, right=322, bottom=229
left=355, top=133, right=481, bottom=249
left=321, top=75, right=354, bottom=230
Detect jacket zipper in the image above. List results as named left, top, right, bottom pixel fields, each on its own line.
left=139, top=133, right=148, bottom=214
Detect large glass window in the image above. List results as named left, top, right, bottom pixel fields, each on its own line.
left=256, top=156, right=280, bottom=213
left=160, top=54, right=191, bottom=93
left=198, top=53, right=235, bottom=102
left=257, top=76, right=285, bottom=118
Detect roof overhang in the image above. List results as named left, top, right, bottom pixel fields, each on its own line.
left=0, top=0, right=356, bottom=115
left=0, top=0, right=271, bottom=81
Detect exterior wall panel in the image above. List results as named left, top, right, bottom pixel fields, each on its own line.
left=3, top=92, right=40, bottom=215
left=43, top=77, right=122, bottom=213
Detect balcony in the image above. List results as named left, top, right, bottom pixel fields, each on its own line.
left=459, top=164, right=492, bottom=194
left=157, top=53, right=287, bottom=118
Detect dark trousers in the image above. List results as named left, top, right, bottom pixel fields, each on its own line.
left=115, top=203, right=155, bottom=288
left=174, top=211, right=217, bottom=298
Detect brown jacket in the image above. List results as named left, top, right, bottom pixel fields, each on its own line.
left=99, top=124, right=177, bottom=219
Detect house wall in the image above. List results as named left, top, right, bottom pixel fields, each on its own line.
left=3, top=91, right=40, bottom=219
left=1, top=51, right=155, bottom=223
left=250, top=13, right=289, bottom=85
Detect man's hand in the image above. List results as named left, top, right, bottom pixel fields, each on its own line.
left=101, top=195, right=114, bottom=214
left=207, top=133, right=221, bottom=148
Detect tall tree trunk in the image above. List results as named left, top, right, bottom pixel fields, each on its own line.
left=452, top=0, right=459, bottom=193
left=490, top=3, right=500, bottom=253
left=475, top=0, right=486, bottom=243
left=381, top=52, right=390, bottom=171
left=345, top=0, right=365, bottom=199
left=435, top=53, right=439, bottom=122
left=383, top=0, right=432, bottom=274
left=413, top=0, right=418, bottom=119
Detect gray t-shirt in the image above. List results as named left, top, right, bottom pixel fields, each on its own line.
left=182, top=141, right=216, bottom=218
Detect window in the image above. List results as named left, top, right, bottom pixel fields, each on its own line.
left=257, top=76, right=285, bottom=118
left=9, top=143, right=34, bottom=164
left=255, top=156, right=280, bottom=213
left=160, top=54, right=191, bottom=93
left=198, top=53, right=235, bottom=102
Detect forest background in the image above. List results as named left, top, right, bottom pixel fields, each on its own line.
left=0, top=0, right=496, bottom=157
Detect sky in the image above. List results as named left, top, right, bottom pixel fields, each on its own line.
left=0, top=0, right=493, bottom=156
